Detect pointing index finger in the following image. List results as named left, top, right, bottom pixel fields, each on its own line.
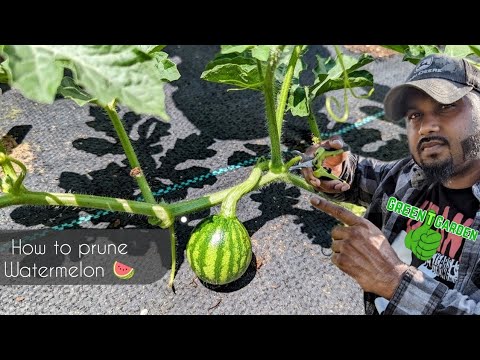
left=310, top=197, right=363, bottom=226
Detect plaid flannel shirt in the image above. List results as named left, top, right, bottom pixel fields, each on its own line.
left=331, top=153, right=480, bottom=315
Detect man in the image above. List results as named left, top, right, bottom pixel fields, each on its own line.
left=302, top=53, right=480, bottom=315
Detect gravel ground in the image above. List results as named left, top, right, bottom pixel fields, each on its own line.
left=0, top=45, right=414, bottom=314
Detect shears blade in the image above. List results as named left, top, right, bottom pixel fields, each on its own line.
left=289, top=160, right=314, bottom=170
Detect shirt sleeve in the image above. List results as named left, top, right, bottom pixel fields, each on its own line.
left=384, top=266, right=480, bottom=315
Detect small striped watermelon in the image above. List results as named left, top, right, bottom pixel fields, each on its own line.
left=186, top=215, right=252, bottom=285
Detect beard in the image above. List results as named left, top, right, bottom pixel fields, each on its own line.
left=415, top=131, right=480, bottom=183
left=420, top=157, right=455, bottom=183
left=461, top=131, right=480, bottom=161
left=414, top=136, right=454, bottom=183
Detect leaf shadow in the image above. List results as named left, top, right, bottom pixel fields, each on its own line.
left=0, top=84, right=10, bottom=94
left=243, top=183, right=337, bottom=249
left=167, top=45, right=268, bottom=141
left=10, top=105, right=219, bottom=230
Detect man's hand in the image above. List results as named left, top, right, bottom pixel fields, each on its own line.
left=301, top=136, right=350, bottom=194
left=405, top=210, right=441, bottom=261
left=310, top=196, right=409, bottom=300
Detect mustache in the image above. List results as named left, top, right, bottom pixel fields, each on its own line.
left=417, top=136, right=449, bottom=152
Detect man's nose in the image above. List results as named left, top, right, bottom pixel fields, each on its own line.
left=418, top=113, right=440, bottom=136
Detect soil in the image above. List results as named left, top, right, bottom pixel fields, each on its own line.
left=344, top=45, right=398, bottom=58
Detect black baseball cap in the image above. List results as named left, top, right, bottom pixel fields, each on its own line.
left=384, top=54, right=480, bottom=121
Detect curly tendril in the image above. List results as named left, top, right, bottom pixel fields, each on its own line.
left=326, top=45, right=375, bottom=123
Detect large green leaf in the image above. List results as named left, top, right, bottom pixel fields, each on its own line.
left=252, top=45, right=277, bottom=62
left=314, top=70, right=373, bottom=95
left=287, top=85, right=310, bottom=117
left=3, top=45, right=63, bottom=103
left=135, top=45, right=166, bottom=54
left=57, top=76, right=96, bottom=106
left=398, top=45, right=440, bottom=65
left=134, top=45, right=180, bottom=82
left=444, top=45, right=473, bottom=58
left=469, top=45, right=480, bottom=57
left=285, top=52, right=373, bottom=118
left=310, top=53, right=374, bottom=98
left=2, top=45, right=178, bottom=119
left=151, top=51, right=180, bottom=82
left=204, top=46, right=297, bottom=91
left=276, top=46, right=307, bottom=82
left=220, top=45, right=254, bottom=54
left=380, top=45, right=440, bottom=64
left=201, top=52, right=264, bottom=91
left=284, top=47, right=309, bottom=116
left=220, top=45, right=276, bottom=62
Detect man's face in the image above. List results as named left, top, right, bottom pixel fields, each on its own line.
left=404, top=88, right=480, bottom=182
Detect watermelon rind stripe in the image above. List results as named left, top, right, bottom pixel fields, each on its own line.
left=239, top=224, right=251, bottom=273
left=233, top=224, right=243, bottom=279
left=235, top=224, right=245, bottom=275
left=197, top=225, right=211, bottom=281
left=227, top=224, right=237, bottom=282
left=229, top=220, right=242, bottom=282
left=214, top=228, right=226, bottom=284
left=186, top=215, right=253, bottom=285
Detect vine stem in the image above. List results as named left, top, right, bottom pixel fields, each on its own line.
left=263, top=46, right=285, bottom=171
left=0, top=161, right=294, bottom=226
left=168, top=225, right=176, bottom=289
left=0, top=142, right=26, bottom=192
left=220, top=162, right=265, bottom=218
left=307, top=107, right=321, bottom=140
left=167, top=161, right=277, bottom=216
left=104, top=101, right=156, bottom=205
left=275, top=45, right=302, bottom=140
left=0, top=164, right=347, bottom=226
left=0, top=191, right=174, bottom=227
left=284, top=156, right=303, bottom=170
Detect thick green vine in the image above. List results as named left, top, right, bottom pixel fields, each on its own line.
left=263, top=46, right=285, bottom=171
left=221, top=161, right=267, bottom=218
left=0, top=44, right=371, bottom=288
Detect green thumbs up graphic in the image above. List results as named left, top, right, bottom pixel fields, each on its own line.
left=405, top=210, right=441, bottom=261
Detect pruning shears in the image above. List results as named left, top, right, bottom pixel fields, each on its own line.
left=289, top=145, right=350, bottom=181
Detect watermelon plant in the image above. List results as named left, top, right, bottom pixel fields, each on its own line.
left=0, top=45, right=373, bottom=288
left=382, top=45, right=480, bottom=66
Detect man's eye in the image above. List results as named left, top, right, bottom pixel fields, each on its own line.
left=407, top=112, right=421, bottom=121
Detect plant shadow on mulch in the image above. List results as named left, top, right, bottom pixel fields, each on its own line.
left=6, top=45, right=410, bottom=291
left=9, top=105, right=219, bottom=228
left=167, top=45, right=273, bottom=141
left=0, top=84, right=10, bottom=94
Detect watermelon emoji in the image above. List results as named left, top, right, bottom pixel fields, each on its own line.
left=113, top=261, right=135, bottom=280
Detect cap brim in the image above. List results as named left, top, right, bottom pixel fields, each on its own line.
left=384, top=78, right=473, bottom=121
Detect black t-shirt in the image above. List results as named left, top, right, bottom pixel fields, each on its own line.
left=407, top=184, right=478, bottom=288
